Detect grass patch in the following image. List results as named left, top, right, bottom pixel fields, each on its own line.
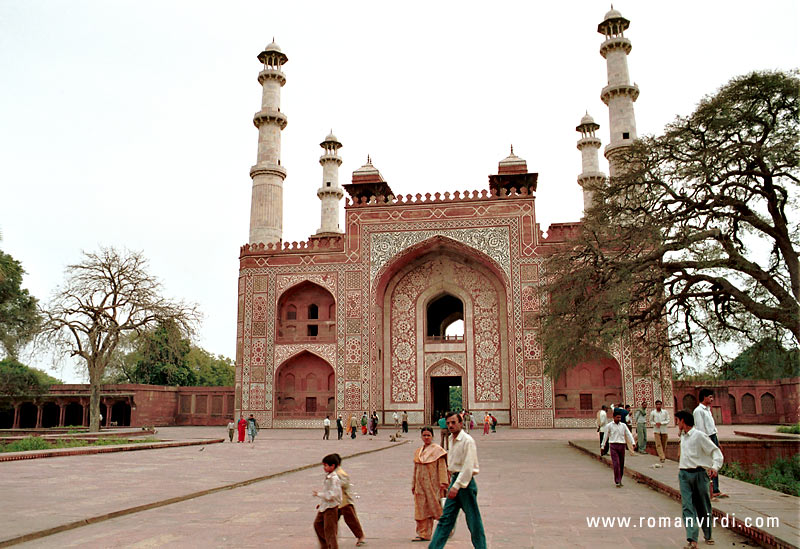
left=776, top=423, right=800, bottom=434
left=1, top=436, right=161, bottom=453
left=720, top=455, right=800, bottom=496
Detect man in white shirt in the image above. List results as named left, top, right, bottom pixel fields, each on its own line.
left=596, top=405, right=609, bottom=455
left=429, top=411, right=486, bottom=549
left=601, top=411, right=635, bottom=487
left=649, top=400, right=670, bottom=462
left=323, top=415, right=331, bottom=440
left=675, top=410, right=723, bottom=548
left=393, top=411, right=399, bottom=430
left=634, top=402, right=648, bottom=454
left=693, top=389, right=724, bottom=497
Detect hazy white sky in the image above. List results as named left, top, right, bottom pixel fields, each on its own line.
left=1, top=1, right=797, bottom=382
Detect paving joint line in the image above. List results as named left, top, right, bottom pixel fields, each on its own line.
left=0, top=440, right=409, bottom=547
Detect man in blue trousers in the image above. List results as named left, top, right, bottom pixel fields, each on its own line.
left=429, top=411, right=486, bottom=549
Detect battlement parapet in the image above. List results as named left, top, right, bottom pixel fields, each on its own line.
left=240, top=235, right=345, bottom=256
left=344, top=185, right=535, bottom=208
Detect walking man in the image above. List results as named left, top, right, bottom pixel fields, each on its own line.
left=596, top=405, right=609, bottom=455
left=336, top=415, right=344, bottom=440
left=601, top=410, right=635, bottom=487
left=429, top=411, right=486, bottom=549
left=437, top=414, right=449, bottom=450
left=650, top=400, right=670, bottom=462
left=349, top=415, right=358, bottom=440
left=402, top=411, right=409, bottom=433
left=675, top=410, right=723, bottom=548
left=693, top=389, right=726, bottom=498
left=634, top=401, right=648, bottom=454
left=393, top=411, right=400, bottom=430
left=323, top=415, right=331, bottom=440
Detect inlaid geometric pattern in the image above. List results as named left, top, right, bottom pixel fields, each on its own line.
left=345, top=336, right=361, bottom=363
left=346, top=290, right=361, bottom=318
left=253, top=276, right=268, bottom=293
left=345, top=271, right=361, bottom=290
left=345, top=364, right=360, bottom=380
left=524, top=360, right=543, bottom=377
left=521, top=285, right=539, bottom=312
left=346, top=318, right=361, bottom=334
left=517, top=409, right=553, bottom=428
left=525, top=378, right=544, bottom=408
left=520, top=263, right=539, bottom=282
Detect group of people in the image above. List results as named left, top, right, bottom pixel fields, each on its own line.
left=227, top=415, right=259, bottom=443
left=598, top=389, right=727, bottom=548
left=314, top=410, right=486, bottom=549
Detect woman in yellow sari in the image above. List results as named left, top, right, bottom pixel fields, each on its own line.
left=411, top=426, right=449, bottom=542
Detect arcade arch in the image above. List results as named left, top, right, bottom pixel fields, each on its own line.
left=274, top=351, right=335, bottom=418
left=276, top=281, right=336, bottom=343
left=554, top=350, right=622, bottom=417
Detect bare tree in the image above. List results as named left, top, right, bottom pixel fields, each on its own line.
left=40, top=248, right=200, bottom=431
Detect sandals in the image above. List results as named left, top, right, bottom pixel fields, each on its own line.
left=411, top=537, right=429, bottom=542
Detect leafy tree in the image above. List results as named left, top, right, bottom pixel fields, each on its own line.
left=187, top=347, right=234, bottom=386
left=39, top=248, right=200, bottom=431
left=539, top=71, right=799, bottom=378
left=0, top=250, right=41, bottom=359
left=0, top=358, right=60, bottom=403
left=718, top=338, right=800, bottom=380
left=129, top=320, right=195, bottom=386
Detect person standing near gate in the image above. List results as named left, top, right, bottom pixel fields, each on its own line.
left=634, top=402, right=648, bottom=454
left=323, top=415, right=331, bottom=440
left=336, top=415, right=344, bottom=440
left=650, top=400, right=670, bottom=462
left=693, top=389, right=726, bottom=498
left=596, top=405, right=609, bottom=456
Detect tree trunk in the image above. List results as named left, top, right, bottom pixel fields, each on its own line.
left=89, top=365, right=101, bottom=432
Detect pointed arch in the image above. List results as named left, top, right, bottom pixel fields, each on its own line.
left=276, top=280, right=335, bottom=343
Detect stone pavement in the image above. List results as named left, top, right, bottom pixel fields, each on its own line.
left=1, top=426, right=763, bottom=548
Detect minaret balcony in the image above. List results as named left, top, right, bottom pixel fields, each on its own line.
left=576, top=136, right=602, bottom=150
left=604, top=141, right=634, bottom=160
left=253, top=109, right=288, bottom=129
left=600, top=83, right=639, bottom=105
left=258, top=68, right=287, bottom=86
left=317, top=186, right=344, bottom=199
left=250, top=162, right=287, bottom=179
left=319, top=154, right=343, bottom=166
left=599, top=37, right=632, bottom=58
left=577, top=172, right=607, bottom=187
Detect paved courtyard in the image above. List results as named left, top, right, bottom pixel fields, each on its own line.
left=1, top=426, right=768, bottom=548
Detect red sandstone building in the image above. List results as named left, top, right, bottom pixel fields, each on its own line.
left=232, top=10, right=678, bottom=429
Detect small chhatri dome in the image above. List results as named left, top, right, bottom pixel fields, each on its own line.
left=320, top=129, right=342, bottom=149
left=604, top=5, right=623, bottom=21
left=325, top=130, right=338, bottom=142
left=580, top=112, right=595, bottom=125
left=498, top=145, right=528, bottom=175
left=264, top=38, right=283, bottom=53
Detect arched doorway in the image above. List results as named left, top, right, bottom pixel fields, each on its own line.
left=275, top=351, right=335, bottom=418
left=375, top=239, right=511, bottom=423
left=64, top=402, right=84, bottom=427
left=111, top=401, right=131, bottom=426
left=0, top=406, right=13, bottom=429
left=41, top=402, right=60, bottom=428
left=19, top=402, right=37, bottom=428
left=276, top=282, right=336, bottom=343
left=682, top=394, right=698, bottom=412
left=553, top=350, right=622, bottom=418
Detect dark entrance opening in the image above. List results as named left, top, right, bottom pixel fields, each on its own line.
left=111, top=401, right=131, bottom=426
left=0, top=407, right=13, bottom=429
left=64, top=402, right=84, bottom=427
left=431, top=376, right=462, bottom=423
left=41, top=402, right=60, bottom=428
left=426, top=294, right=464, bottom=340
left=19, top=402, right=37, bottom=428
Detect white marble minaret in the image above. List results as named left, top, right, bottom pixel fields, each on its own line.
left=315, top=131, right=344, bottom=236
left=598, top=6, right=639, bottom=177
left=249, top=40, right=288, bottom=245
left=576, top=112, right=606, bottom=214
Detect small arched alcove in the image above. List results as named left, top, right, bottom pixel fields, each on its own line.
left=276, top=281, right=336, bottom=343
left=275, top=351, right=335, bottom=418
left=426, top=293, right=464, bottom=342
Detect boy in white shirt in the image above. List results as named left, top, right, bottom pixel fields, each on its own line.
left=313, top=454, right=343, bottom=549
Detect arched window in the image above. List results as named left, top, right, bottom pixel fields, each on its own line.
left=682, top=394, right=698, bottom=411
left=284, top=373, right=295, bottom=392
left=728, top=394, right=737, bottom=415
left=426, top=294, right=464, bottom=339
left=276, top=282, right=335, bottom=343
left=306, top=372, right=317, bottom=391
left=760, top=392, right=776, bottom=415
left=328, top=373, right=335, bottom=391
left=308, top=304, right=319, bottom=320
left=741, top=393, right=756, bottom=415
left=555, top=394, right=569, bottom=409
left=286, top=305, right=297, bottom=320
left=328, top=303, right=335, bottom=320
left=578, top=368, right=591, bottom=387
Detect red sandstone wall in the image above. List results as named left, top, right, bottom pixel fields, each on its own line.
left=651, top=439, right=799, bottom=473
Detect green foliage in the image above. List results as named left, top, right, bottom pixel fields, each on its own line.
left=720, top=456, right=800, bottom=496
left=777, top=424, right=800, bottom=434
left=0, top=358, right=59, bottom=400
left=0, top=436, right=161, bottom=453
left=718, top=338, right=800, bottom=380
left=106, top=322, right=234, bottom=387
left=0, top=250, right=41, bottom=358
left=187, top=347, right=234, bottom=386
left=449, top=385, right=463, bottom=411
left=538, top=70, right=800, bottom=378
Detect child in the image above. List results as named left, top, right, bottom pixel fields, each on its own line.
left=313, top=454, right=342, bottom=549
left=332, top=454, right=366, bottom=547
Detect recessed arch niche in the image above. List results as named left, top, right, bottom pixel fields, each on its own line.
left=276, top=281, right=335, bottom=343
left=274, top=351, right=335, bottom=418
